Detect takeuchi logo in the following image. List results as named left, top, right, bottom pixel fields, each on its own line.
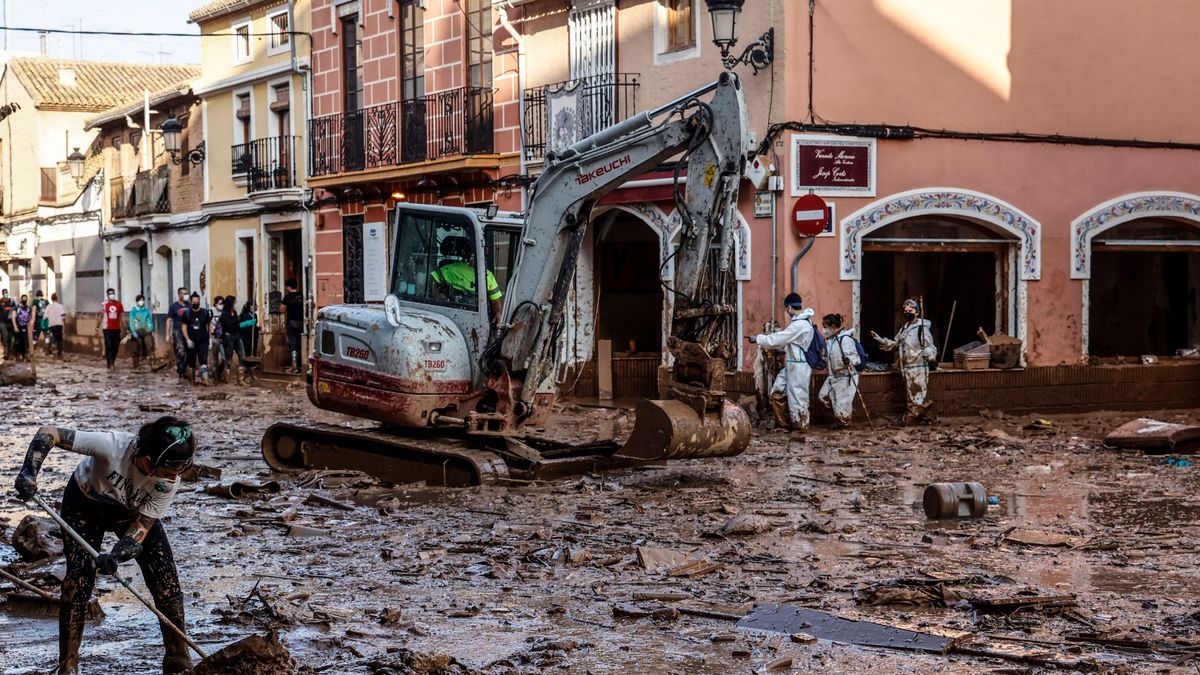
left=576, top=155, right=631, bottom=186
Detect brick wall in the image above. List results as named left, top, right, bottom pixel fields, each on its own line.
left=310, top=0, right=340, bottom=117
left=315, top=203, right=344, bottom=307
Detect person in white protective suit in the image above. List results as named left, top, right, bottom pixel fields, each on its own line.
left=749, top=293, right=815, bottom=434
left=871, top=298, right=937, bottom=424
left=818, top=313, right=860, bottom=426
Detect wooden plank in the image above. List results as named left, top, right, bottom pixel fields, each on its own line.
left=597, top=339, right=613, bottom=400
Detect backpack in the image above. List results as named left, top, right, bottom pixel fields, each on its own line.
left=853, top=337, right=869, bottom=372
left=802, top=319, right=827, bottom=370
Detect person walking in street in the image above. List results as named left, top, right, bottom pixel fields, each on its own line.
left=872, top=298, right=937, bottom=424
left=166, top=288, right=190, bottom=382
left=217, top=296, right=248, bottom=385
left=14, top=416, right=198, bottom=674
left=184, top=293, right=213, bottom=386
left=749, top=293, right=818, bottom=436
left=100, top=289, right=125, bottom=371
left=210, top=296, right=229, bottom=382
left=280, top=279, right=304, bottom=373
left=12, top=294, right=35, bottom=360
left=46, top=293, right=67, bottom=358
left=33, top=290, right=49, bottom=354
left=129, top=295, right=155, bottom=370
left=239, top=300, right=259, bottom=383
left=0, top=289, right=15, bottom=358
left=818, top=313, right=863, bottom=427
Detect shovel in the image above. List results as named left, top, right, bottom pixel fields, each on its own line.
left=31, top=494, right=296, bottom=672
left=31, top=494, right=209, bottom=659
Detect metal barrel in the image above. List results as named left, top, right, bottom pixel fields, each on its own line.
left=618, top=398, right=751, bottom=461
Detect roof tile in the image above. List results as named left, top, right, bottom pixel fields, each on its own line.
left=9, top=58, right=201, bottom=112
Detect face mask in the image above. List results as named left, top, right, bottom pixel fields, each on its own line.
left=191, top=302, right=200, bottom=309
left=216, top=304, right=224, bottom=311
left=137, top=300, right=145, bottom=307
left=20, top=300, right=27, bottom=306
left=904, top=312, right=916, bottom=320
left=107, top=294, right=116, bottom=300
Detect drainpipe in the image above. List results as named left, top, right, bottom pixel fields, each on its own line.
left=498, top=2, right=527, bottom=210
left=288, top=0, right=317, bottom=340
left=142, top=89, right=151, bottom=172
left=791, top=237, right=815, bottom=294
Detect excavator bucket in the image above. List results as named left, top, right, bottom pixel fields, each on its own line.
left=618, top=398, right=751, bottom=461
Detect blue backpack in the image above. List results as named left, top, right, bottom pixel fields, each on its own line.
left=853, top=338, right=870, bottom=372
left=803, top=320, right=827, bottom=370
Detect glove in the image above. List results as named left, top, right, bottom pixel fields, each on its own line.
left=186, top=339, right=195, bottom=349
left=14, top=472, right=37, bottom=500
left=96, top=536, right=143, bottom=575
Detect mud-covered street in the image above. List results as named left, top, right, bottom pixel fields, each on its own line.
left=2, top=360, right=1199, bottom=673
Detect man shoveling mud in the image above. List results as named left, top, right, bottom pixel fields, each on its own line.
left=14, top=416, right=197, bottom=674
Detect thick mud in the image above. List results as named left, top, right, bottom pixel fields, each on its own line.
left=1, top=359, right=1198, bottom=673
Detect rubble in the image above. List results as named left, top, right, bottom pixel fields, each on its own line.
left=12, top=515, right=62, bottom=561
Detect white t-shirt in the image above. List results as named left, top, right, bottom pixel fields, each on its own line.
left=70, top=431, right=181, bottom=519
left=46, top=302, right=67, bottom=327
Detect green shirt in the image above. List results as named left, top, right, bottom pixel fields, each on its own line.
left=33, top=299, right=49, bottom=330
left=430, top=261, right=502, bottom=302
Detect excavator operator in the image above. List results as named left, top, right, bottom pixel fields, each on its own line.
left=430, top=236, right=503, bottom=323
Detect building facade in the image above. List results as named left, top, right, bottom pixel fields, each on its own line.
left=190, top=0, right=314, bottom=372
left=305, top=0, right=520, bottom=309
left=85, top=82, right=204, bottom=352
left=0, top=56, right=200, bottom=350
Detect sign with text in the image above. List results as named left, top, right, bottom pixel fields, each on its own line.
left=791, top=134, right=876, bottom=197
left=362, top=222, right=387, bottom=302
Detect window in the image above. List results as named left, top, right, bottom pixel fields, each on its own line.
left=268, top=10, right=290, bottom=53
left=111, top=137, right=122, bottom=150
left=181, top=249, right=192, bottom=291
left=466, top=0, right=492, bottom=91
left=484, top=227, right=519, bottom=295
left=341, top=13, right=364, bottom=111
left=400, top=1, right=424, bottom=101
left=40, top=167, right=56, bottom=202
left=270, top=83, right=290, bottom=137
left=233, top=20, right=252, bottom=63
left=392, top=211, right=479, bottom=311
left=130, top=131, right=142, bottom=152
left=665, top=0, right=695, bottom=52
left=234, top=92, right=252, bottom=148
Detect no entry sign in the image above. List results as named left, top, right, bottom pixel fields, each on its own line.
left=791, top=193, right=830, bottom=238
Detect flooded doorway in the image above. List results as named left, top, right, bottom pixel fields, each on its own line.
left=860, top=217, right=1016, bottom=363
left=593, top=213, right=663, bottom=398
left=1088, top=219, right=1200, bottom=357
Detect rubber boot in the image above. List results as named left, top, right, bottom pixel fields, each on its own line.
left=199, top=366, right=211, bottom=386
left=57, top=602, right=87, bottom=675
left=158, top=594, right=193, bottom=674
left=769, top=393, right=792, bottom=431
left=291, top=350, right=302, bottom=373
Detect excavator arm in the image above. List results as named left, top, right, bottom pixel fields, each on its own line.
left=495, top=71, right=751, bottom=418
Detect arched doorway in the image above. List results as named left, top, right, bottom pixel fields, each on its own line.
left=1072, top=193, right=1200, bottom=358
left=842, top=189, right=1041, bottom=363
left=859, top=216, right=1018, bottom=361
left=592, top=211, right=665, bottom=398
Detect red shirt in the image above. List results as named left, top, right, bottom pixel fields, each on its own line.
left=103, top=300, right=124, bottom=330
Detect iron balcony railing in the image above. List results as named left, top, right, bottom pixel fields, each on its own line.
left=233, top=136, right=299, bottom=192
left=523, top=73, right=640, bottom=162
left=308, top=86, right=494, bottom=178
left=122, top=166, right=169, bottom=216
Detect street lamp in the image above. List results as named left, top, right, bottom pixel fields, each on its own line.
left=160, top=117, right=206, bottom=166
left=703, top=0, right=774, bottom=75
left=67, top=147, right=86, bottom=186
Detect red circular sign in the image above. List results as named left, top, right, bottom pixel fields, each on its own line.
left=791, top=194, right=830, bottom=238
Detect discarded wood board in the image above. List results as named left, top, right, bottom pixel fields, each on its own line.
left=1001, top=530, right=1081, bottom=547
left=970, top=594, right=1077, bottom=613
left=1104, top=418, right=1200, bottom=454
left=737, top=602, right=966, bottom=654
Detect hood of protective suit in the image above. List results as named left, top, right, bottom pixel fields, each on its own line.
left=790, top=307, right=816, bottom=324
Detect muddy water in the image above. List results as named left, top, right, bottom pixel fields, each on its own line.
left=1, top=360, right=1198, bottom=673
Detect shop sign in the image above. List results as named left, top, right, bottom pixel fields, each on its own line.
left=791, top=134, right=876, bottom=197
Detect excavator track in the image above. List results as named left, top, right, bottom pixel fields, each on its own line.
left=261, top=397, right=750, bottom=487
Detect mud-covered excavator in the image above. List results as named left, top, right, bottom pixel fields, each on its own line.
left=262, top=71, right=755, bottom=485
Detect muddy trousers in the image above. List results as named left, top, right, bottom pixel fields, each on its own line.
left=901, top=363, right=931, bottom=419
left=102, top=329, right=121, bottom=368
left=171, top=332, right=188, bottom=375
left=58, top=477, right=191, bottom=674
left=770, top=360, right=812, bottom=431
left=819, top=372, right=859, bottom=425
left=285, top=319, right=303, bottom=371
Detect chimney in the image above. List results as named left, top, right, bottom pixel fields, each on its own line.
left=39, top=30, right=48, bottom=56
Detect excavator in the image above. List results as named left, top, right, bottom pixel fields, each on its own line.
left=262, top=71, right=754, bottom=486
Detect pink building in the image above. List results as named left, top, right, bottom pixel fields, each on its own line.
left=310, top=0, right=1200, bottom=411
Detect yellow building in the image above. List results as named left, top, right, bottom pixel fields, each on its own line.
left=189, top=0, right=312, bottom=372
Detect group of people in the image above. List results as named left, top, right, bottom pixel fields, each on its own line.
left=751, top=294, right=937, bottom=434
left=0, top=289, right=67, bottom=360
left=163, top=287, right=260, bottom=386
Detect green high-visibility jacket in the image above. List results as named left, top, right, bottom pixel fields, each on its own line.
left=430, top=261, right=502, bottom=301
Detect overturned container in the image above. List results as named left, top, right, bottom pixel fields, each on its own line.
left=923, top=482, right=988, bottom=519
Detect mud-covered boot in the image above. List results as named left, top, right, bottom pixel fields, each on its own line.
left=159, top=594, right=193, bottom=674
left=199, top=366, right=211, bottom=386
left=290, top=350, right=302, bottom=374
left=769, top=393, right=792, bottom=431
left=57, top=602, right=86, bottom=675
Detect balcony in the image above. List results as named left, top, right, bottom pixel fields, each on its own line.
left=308, top=86, right=494, bottom=178
left=109, top=167, right=169, bottom=221
left=232, top=136, right=299, bottom=193
left=523, top=73, right=640, bottom=162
